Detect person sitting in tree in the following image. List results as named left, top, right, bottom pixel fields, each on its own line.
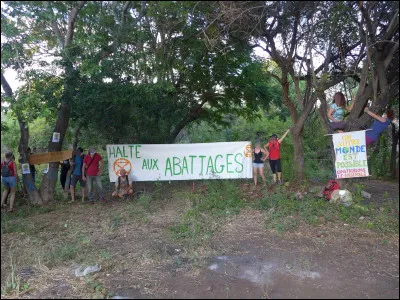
left=112, top=169, right=133, bottom=199
left=327, top=92, right=355, bottom=132
left=364, top=107, right=395, bottom=146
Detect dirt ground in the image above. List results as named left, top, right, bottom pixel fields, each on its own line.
left=1, top=179, right=399, bottom=299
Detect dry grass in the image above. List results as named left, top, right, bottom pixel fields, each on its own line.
left=1, top=180, right=399, bottom=298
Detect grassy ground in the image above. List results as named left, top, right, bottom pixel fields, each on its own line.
left=1, top=179, right=399, bottom=298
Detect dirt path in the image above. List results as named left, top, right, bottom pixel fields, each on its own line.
left=1, top=180, right=399, bottom=299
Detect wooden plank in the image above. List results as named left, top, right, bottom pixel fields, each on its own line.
left=28, top=150, right=73, bottom=165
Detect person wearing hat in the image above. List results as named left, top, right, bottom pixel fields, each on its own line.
left=1, top=151, right=18, bottom=212
left=82, top=147, right=105, bottom=203
left=264, top=129, right=290, bottom=184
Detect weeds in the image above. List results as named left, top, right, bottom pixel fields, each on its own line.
left=1, top=242, right=30, bottom=296
left=170, top=180, right=244, bottom=245
left=255, top=189, right=399, bottom=234
left=136, top=193, right=154, bottom=212
left=110, top=214, right=122, bottom=230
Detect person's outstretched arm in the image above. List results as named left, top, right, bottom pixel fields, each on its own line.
left=364, top=107, right=386, bottom=122
left=278, top=129, right=290, bottom=144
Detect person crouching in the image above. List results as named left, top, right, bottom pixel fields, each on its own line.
left=112, top=169, right=133, bottom=199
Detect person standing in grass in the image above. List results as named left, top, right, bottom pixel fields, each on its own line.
left=1, top=151, right=18, bottom=212
left=82, top=147, right=105, bottom=204
left=252, top=142, right=268, bottom=186
left=22, top=147, right=36, bottom=197
left=264, top=129, right=290, bottom=184
left=69, top=147, right=86, bottom=203
left=60, top=159, right=70, bottom=190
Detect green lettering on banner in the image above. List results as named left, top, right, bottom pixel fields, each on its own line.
left=214, top=154, right=224, bottom=173
left=152, top=159, right=159, bottom=170
left=109, top=146, right=116, bottom=158
left=173, top=157, right=182, bottom=175
left=199, top=155, right=206, bottom=175
left=122, top=146, right=128, bottom=158
left=182, top=157, right=189, bottom=175
left=135, top=145, right=141, bottom=158
left=116, top=146, right=124, bottom=157
left=234, top=153, right=244, bottom=172
left=226, top=154, right=234, bottom=173
left=207, top=156, right=215, bottom=174
left=142, top=159, right=148, bottom=170
left=189, top=155, right=197, bottom=174
left=129, top=145, right=135, bottom=158
left=165, top=158, right=172, bottom=176
left=336, top=160, right=368, bottom=169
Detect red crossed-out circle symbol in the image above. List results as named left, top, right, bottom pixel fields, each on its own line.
left=113, top=158, right=132, bottom=176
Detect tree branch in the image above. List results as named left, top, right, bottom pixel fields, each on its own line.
left=64, top=1, right=87, bottom=47
left=1, top=73, right=13, bottom=97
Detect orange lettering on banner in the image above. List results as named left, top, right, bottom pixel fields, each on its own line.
left=28, top=150, right=73, bottom=165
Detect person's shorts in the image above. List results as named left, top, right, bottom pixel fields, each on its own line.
left=70, top=174, right=86, bottom=188
left=269, top=159, right=282, bottom=173
left=329, top=121, right=346, bottom=130
left=2, top=176, right=16, bottom=188
left=253, top=163, right=264, bottom=168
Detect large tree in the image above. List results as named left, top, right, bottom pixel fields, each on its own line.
left=209, top=1, right=399, bottom=180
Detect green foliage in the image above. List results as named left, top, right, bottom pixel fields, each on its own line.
left=369, top=131, right=393, bottom=178
left=0, top=112, right=20, bottom=154
left=2, top=1, right=283, bottom=147
left=184, top=110, right=335, bottom=183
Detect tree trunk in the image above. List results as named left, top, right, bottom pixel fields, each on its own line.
left=38, top=2, right=85, bottom=203
left=39, top=64, right=74, bottom=202
left=73, top=126, right=81, bottom=150
left=18, top=119, right=43, bottom=205
left=291, top=127, right=305, bottom=181
left=39, top=101, right=72, bottom=202
left=1, top=73, right=43, bottom=204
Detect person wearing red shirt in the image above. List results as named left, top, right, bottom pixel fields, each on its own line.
left=1, top=151, right=18, bottom=212
left=264, top=129, right=290, bottom=184
left=82, top=147, right=105, bottom=204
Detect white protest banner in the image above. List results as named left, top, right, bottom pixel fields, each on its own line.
left=333, top=130, right=369, bottom=179
left=106, top=142, right=253, bottom=182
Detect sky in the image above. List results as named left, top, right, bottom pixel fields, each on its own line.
left=2, top=68, right=23, bottom=92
